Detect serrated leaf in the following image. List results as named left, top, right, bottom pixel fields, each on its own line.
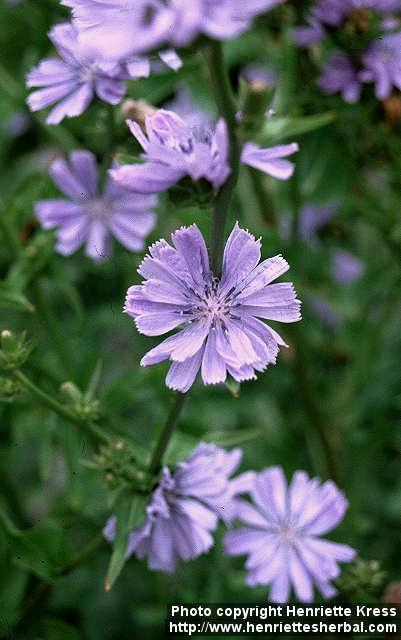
left=0, top=282, right=33, bottom=312
left=104, top=493, right=148, bottom=591
left=258, top=112, right=335, bottom=146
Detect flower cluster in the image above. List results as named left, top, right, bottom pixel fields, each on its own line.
left=295, top=0, right=401, bottom=102
left=23, top=0, right=360, bottom=606
left=104, top=445, right=355, bottom=601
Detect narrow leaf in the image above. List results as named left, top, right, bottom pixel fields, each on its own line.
left=104, top=494, right=148, bottom=591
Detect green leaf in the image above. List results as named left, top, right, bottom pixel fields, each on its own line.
left=204, top=427, right=267, bottom=448
left=104, top=494, right=148, bottom=591
left=0, top=498, right=20, bottom=538
left=85, top=359, right=103, bottom=402
left=257, top=112, right=335, bottom=146
left=164, top=431, right=199, bottom=466
left=12, top=521, right=74, bottom=581
left=0, top=282, right=33, bottom=312
left=6, top=232, right=55, bottom=291
left=0, top=564, right=28, bottom=634
left=42, top=617, right=83, bottom=640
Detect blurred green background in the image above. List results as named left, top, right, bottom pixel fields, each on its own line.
left=0, top=1, right=400, bottom=638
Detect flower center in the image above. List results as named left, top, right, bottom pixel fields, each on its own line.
left=280, top=522, right=297, bottom=545
left=79, top=66, right=96, bottom=84
left=191, top=281, right=235, bottom=325
left=86, top=198, right=109, bottom=221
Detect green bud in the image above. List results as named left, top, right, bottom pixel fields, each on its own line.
left=60, top=381, right=101, bottom=421
left=239, top=76, right=275, bottom=139
left=60, top=381, right=83, bottom=404
left=0, top=376, right=21, bottom=402
left=0, top=330, right=34, bottom=370
left=1, top=330, right=17, bottom=354
left=89, top=439, right=153, bottom=495
left=336, top=558, right=387, bottom=599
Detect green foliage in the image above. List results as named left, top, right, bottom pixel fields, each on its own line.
left=105, top=494, right=148, bottom=592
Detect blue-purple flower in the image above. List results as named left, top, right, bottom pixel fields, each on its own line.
left=293, top=17, right=326, bottom=48
left=280, top=202, right=338, bottom=245
left=111, top=109, right=298, bottom=194
left=125, top=223, right=301, bottom=393
left=360, top=32, right=401, bottom=99
left=126, top=49, right=182, bottom=80
left=35, top=150, right=156, bottom=261
left=224, top=467, right=356, bottom=602
left=26, top=21, right=182, bottom=125
left=26, top=22, right=128, bottom=125
left=332, top=249, right=364, bottom=284
left=104, top=443, right=246, bottom=572
left=63, top=0, right=282, bottom=61
left=113, top=110, right=231, bottom=193
left=318, top=53, right=362, bottom=103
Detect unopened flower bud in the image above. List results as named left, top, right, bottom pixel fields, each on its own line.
left=120, top=99, right=157, bottom=127
left=1, top=330, right=16, bottom=354
left=60, top=381, right=82, bottom=404
left=0, top=330, right=34, bottom=370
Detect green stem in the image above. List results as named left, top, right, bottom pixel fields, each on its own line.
left=291, top=330, right=341, bottom=485
left=12, top=369, right=109, bottom=443
left=249, top=168, right=276, bottom=226
left=148, top=393, right=188, bottom=474
left=101, top=104, right=116, bottom=179
left=31, top=279, right=75, bottom=379
left=0, top=204, right=21, bottom=257
left=204, top=41, right=241, bottom=275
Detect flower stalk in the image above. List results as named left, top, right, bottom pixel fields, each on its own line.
left=12, top=369, right=110, bottom=443
left=205, top=41, right=241, bottom=275
left=148, top=392, right=188, bottom=474
left=146, top=44, right=240, bottom=475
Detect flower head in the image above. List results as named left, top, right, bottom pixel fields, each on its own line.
left=332, top=249, right=364, bottom=284
left=125, top=223, right=301, bottom=393
left=112, top=110, right=231, bottom=193
left=360, top=31, right=401, bottom=99
left=63, top=0, right=282, bottom=60
left=293, top=17, right=326, bottom=48
left=35, top=150, right=156, bottom=261
left=279, top=202, right=338, bottom=244
left=26, top=22, right=127, bottom=124
left=224, top=467, right=356, bottom=602
left=111, top=109, right=298, bottom=194
left=104, top=443, right=245, bottom=572
left=62, top=0, right=176, bottom=61
left=318, top=53, right=362, bottom=103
